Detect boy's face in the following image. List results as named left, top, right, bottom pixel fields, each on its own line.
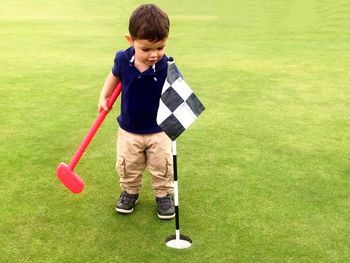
left=126, top=35, right=167, bottom=68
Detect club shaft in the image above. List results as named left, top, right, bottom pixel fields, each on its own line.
left=69, top=82, right=122, bottom=170
left=69, top=111, right=108, bottom=169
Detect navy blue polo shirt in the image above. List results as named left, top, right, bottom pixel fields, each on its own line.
left=111, top=47, right=168, bottom=134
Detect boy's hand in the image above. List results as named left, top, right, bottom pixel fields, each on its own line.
left=98, top=71, right=119, bottom=112
left=98, top=97, right=109, bottom=112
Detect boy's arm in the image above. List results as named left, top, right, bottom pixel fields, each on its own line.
left=98, top=71, right=119, bottom=112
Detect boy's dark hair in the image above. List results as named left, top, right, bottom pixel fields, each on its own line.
left=129, top=4, right=170, bottom=42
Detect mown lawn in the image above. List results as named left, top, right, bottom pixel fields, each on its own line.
left=1, top=0, right=349, bottom=262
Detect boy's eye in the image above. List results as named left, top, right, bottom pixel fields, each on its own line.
left=157, top=47, right=164, bottom=51
left=142, top=48, right=150, bottom=52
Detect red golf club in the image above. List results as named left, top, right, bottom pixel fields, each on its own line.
left=56, top=82, right=122, bottom=193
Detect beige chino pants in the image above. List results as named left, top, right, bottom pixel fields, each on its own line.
left=116, top=127, right=173, bottom=198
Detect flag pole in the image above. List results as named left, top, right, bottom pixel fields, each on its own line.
left=160, top=56, right=204, bottom=249
left=165, top=140, right=192, bottom=249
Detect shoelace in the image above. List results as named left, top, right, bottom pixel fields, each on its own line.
left=121, top=194, right=137, bottom=204
left=157, top=196, right=173, bottom=209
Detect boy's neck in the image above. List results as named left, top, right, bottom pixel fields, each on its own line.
left=134, top=59, right=150, bottom=73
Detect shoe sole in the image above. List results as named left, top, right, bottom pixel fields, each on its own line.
left=157, top=213, right=175, bottom=220
left=116, top=199, right=139, bottom=214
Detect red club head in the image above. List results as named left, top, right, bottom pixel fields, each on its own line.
left=56, top=163, right=84, bottom=193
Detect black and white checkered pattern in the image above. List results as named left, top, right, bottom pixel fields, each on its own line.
left=157, top=59, right=205, bottom=141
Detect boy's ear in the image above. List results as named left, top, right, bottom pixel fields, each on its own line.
left=124, top=34, right=134, bottom=45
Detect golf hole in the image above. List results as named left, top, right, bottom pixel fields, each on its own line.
left=165, top=234, right=192, bottom=249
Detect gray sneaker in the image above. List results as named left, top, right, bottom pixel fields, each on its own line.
left=156, top=194, right=175, bottom=219
left=116, top=191, right=139, bottom=214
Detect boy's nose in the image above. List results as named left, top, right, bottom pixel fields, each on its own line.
left=150, top=50, right=158, bottom=58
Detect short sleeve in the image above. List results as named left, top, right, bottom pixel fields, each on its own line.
left=111, top=50, right=124, bottom=77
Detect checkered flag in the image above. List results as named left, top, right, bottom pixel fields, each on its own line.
left=157, top=58, right=205, bottom=141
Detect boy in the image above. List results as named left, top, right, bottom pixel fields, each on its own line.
left=98, top=4, right=175, bottom=219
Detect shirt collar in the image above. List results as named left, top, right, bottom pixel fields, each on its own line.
left=125, top=47, right=168, bottom=73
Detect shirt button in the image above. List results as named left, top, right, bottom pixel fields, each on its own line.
left=137, top=75, right=141, bottom=79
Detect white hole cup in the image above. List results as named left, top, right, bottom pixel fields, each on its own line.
left=165, top=234, right=192, bottom=249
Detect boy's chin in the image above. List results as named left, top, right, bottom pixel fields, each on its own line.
left=147, top=60, right=158, bottom=66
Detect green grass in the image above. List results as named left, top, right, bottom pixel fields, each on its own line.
left=1, top=0, right=350, bottom=262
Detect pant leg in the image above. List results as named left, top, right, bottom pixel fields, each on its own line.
left=116, top=128, right=146, bottom=194
left=144, top=131, right=173, bottom=197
